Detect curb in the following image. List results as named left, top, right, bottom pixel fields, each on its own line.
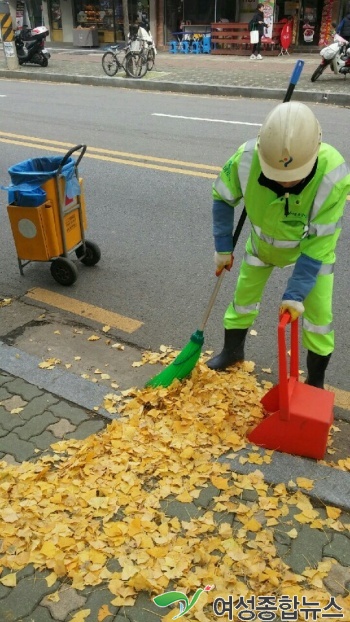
left=222, top=449, right=350, bottom=512
left=0, top=340, right=113, bottom=419
left=1, top=69, right=350, bottom=105
left=1, top=339, right=349, bottom=512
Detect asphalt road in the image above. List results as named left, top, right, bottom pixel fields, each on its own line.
left=0, top=80, right=349, bottom=390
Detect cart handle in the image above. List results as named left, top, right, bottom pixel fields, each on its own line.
left=58, top=144, right=87, bottom=173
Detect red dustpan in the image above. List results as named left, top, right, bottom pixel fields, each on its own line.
left=248, top=313, right=334, bottom=460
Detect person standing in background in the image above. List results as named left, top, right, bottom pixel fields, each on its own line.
left=249, top=3, right=268, bottom=60
left=336, top=11, right=350, bottom=42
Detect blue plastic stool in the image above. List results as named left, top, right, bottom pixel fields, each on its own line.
left=180, top=40, right=190, bottom=53
left=191, top=40, right=201, bottom=54
left=169, top=41, right=178, bottom=53
left=202, top=36, right=211, bottom=53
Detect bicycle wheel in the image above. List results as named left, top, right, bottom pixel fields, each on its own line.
left=102, top=52, right=119, bottom=77
left=147, top=48, right=155, bottom=71
left=125, top=52, right=148, bottom=78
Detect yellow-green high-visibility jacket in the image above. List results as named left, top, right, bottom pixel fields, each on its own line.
left=212, top=140, right=350, bottom=301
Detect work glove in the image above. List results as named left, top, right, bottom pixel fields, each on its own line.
left=214, top=252, right=233, bottom=277
left=279, top=300, right=305, bottom=322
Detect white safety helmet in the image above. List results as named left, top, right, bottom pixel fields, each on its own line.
left=257, top=102, right=322, bottom=182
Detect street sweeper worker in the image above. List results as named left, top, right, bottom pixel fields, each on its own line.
left=207, top=101, right=350, bottom=389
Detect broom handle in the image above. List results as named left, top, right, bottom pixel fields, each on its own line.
left=283, top=59, right=304, bottom=103
left=199, top=207, right=248, bottom=332
left=275, top=60, right=305, bottom=418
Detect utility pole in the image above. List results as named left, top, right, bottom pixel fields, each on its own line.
left=0, top=1, right=19, bottom=69
left=122, top=0, right=129, bottom=42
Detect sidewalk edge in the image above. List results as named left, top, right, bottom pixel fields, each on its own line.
left=0, top=69, right=349, bottom=105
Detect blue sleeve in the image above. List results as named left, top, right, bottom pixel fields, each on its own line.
left=336, top=19, right=344, bottom=33
left=282, top=253, right=322, bottom=302
left=213, top=199, right=234, bottom=252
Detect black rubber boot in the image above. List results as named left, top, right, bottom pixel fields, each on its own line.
left=206, top=328, right=248, bottom=371
left=305, top=350, right=332, bottom=389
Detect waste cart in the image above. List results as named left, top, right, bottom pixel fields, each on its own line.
left=5, top=145, right=101, bottom=286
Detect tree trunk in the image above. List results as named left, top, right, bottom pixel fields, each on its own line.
left=122, top=0, right=129, bottom=42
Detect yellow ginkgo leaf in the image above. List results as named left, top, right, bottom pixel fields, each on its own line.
left=245, top=518, right=262, bottom=532
left=45, top=572, right=57, bottom=587
left=98, top=605, right=113, bottom=621
left=0, top=573, right=17, bottom=587
left=326, top=506, right=342, bottom=520
left=70, top=610, right=91, bottom=622
left=296, top=477, right=314, bottom=490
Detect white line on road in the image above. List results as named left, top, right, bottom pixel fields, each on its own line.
left=152, top=113, right=261, bottom=126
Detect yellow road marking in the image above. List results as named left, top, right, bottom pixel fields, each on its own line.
left=0, top=137, right=217, bottom=179
left=0, top=131, right=219, bottom=170
left=1, top=132, right=350, bottom=195
left=26, top=288, right=143, bottom=334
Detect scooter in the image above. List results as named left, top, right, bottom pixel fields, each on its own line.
left=15, top=25, right=51, bottom=67
left=311, top=33, right=350, bottom=81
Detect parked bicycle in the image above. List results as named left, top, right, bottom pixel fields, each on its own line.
left=102, top=38, right=153, bottom=79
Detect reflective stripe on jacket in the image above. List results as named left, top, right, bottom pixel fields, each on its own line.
left=213, top=140, right=350, bottom=267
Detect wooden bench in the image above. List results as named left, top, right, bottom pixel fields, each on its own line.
left=211, top=22, right=285, bottom=56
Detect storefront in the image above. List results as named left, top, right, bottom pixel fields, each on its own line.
left=163, top=0, right=346, bottom=47
left=46, top=0, right=150, bottom=44
left=14, top=0, right=348, bottom=46
left=163, top=0, right=237, bottom=42
left=275, top=0, right=342, bottom=45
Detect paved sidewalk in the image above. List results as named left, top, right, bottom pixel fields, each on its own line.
left=0, top=46, right=350, bottom=105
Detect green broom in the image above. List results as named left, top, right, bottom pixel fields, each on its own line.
left=145, top=208, right=247, bottom=389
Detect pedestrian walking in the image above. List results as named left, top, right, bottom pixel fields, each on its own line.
left=336, top=11, right=350, bottom=42
left=249, top=3, right=268, bottom=60
left=207, top=102, right=350, bottom=389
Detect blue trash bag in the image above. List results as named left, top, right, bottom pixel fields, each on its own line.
left=8, top=186, right=47, bottom=207
left=3, top=156, right=81, bottom=206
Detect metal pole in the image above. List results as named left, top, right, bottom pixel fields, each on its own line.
left=0, top=1, right=19, bottom=69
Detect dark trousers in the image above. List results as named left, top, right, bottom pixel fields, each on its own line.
left=252, top=36, right=262, bottom=54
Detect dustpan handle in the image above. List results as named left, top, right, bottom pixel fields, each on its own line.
left=278, top=313, right=299, bottom=420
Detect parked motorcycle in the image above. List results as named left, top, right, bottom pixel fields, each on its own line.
left=311, top=33, right=350, bottom=82
left=15, top=25, right=51, bottom=67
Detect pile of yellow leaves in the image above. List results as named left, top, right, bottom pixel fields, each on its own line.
left=0, top=358, right=349, bottom=621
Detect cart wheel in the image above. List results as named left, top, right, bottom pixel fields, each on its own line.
left=50, top=257, right=78, bottom=286
left=75, top=240, right=101, bottom=267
